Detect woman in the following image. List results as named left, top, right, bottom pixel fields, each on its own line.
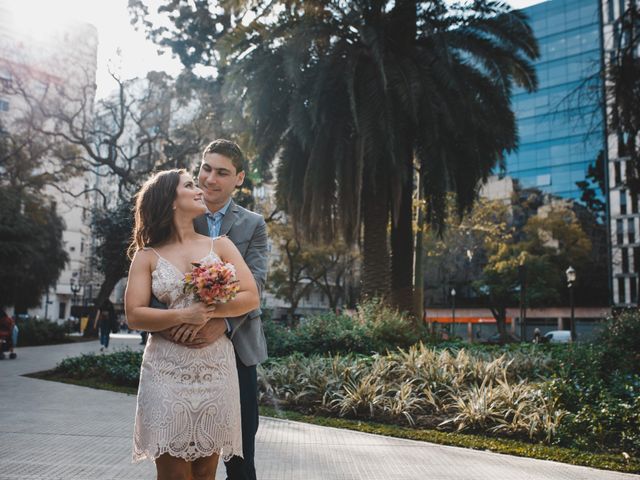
left=125, top=169, right=259, bottom=480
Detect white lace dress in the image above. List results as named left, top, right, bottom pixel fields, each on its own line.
left=132, top=248, right=243, bottom=463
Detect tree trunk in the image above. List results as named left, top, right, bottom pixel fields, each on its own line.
left=361, top=174, right=391, bottom=299
left=489, top=304, right=508, bottom=344
left=391, top=165, right=414, bottom=315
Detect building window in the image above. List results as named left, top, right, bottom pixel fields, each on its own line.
left=618, top=277, right=626, bottom=304
left=0, top=68, right=11, bottom=90
left=536, top=174, right=551, bottom=186
left=631, top=277, right=638, bottom=304
left=632, top=193, right=639, bottom=214
left=617, top=219, right=624, bottom=245
left=629, top=219, right=636, bottom=244
left=621, top=190, right=627, bottom=214
left=58, top=302, right=66, bottom=320
left=0, top=99, right=8, bottom=112
left=605, top=0, right=613, bottom=23
left=622, top=248, right=629, bottom=273
left=615, top=162, right=621, bottom=185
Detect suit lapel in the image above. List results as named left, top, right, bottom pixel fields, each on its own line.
left=219, top=200, right=239, bottom=237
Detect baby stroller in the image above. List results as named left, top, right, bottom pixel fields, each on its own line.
left=0, top=311, right=17, bottom=359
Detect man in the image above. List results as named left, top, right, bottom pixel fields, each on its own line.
left=159, top=139, right=268, bottom=480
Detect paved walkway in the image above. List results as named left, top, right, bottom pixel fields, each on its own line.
left=0, top=336, right=638, bottom=480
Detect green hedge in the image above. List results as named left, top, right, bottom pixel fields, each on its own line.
left=16, top=318, right=74, bottom=346
left=53, top=350, right=142, bottom=388
left=544, top=311, right=640, bottom=455
left=264, top=299, right=423, bottom=356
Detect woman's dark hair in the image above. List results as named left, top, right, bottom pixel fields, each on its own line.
left=128, top=169, right=187, bottom=259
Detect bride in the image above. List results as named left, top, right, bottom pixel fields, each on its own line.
left=125, top=169, right=259, bottom=480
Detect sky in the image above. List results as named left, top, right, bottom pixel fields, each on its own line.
left=6, top=0, right=547, bottom=99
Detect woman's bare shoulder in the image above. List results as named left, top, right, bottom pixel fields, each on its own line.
left=130, top=248, right=156, bottom=271
left=212, top=235, right=237, bottom=258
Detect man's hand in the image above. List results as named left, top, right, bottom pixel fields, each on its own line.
left=170, top=318, right=228, bottom=349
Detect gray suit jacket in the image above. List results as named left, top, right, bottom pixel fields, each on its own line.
left=194, top=200, right=268, bottom=366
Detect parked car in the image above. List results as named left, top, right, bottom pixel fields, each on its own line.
left=543, top=330, right=572, bottom=343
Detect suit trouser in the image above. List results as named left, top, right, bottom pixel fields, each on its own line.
left=224, top=355, right=258, bottom=480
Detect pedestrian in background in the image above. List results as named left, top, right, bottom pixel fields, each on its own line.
left=94, top=299, right=116, bottom=352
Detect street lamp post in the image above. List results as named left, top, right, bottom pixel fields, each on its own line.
left=451, top=288, right=456, bottom=338
left=70, top=279, right=81, bottom=306
left=566, top=266, right=576, bottom=342
left=518, top=264, right=527, bottom=341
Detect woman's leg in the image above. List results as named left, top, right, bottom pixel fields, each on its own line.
left=155, top=453, right=190, bottom=480
left=191, top=453, right=220, bottom=480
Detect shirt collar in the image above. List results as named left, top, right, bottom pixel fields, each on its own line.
left=206, top=198, right=232, bottom=218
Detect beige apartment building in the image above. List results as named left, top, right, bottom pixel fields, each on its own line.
left=0, top=0, right=98, bottom=321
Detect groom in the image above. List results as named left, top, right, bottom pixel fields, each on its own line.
left=163, top=139, right=268, bottom=480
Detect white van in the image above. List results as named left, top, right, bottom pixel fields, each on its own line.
left=543, top=330, right=572, bottom=343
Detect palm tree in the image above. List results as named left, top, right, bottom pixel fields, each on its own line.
left=221, top=0, right=538, bottom=312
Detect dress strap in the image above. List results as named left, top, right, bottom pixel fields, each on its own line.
left=143, top=246, right=161, bottom=258
left=209, top=237, right=215, bottom=256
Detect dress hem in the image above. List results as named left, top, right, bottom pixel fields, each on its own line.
left=132, top=447, right=244, bottom=464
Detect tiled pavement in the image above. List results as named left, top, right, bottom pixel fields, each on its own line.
left=0, top=335, right=638, bottom=480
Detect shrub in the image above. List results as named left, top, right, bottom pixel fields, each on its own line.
left=598, top=310, right=640, bottom=375
left=259, top=344, right=563, bottom=442
left=264, top=299, right=423, bottom=357
left=16, top=317, right=71, bottom=346
left=355, top=298, right=422, bottom=351
left=542, top=315, right=640, bottom=456
left=550, top=372, right=640, bottom=455
left=54, top=349, right=142, bottom=388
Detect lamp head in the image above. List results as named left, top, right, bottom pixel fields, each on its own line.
left=566, top=266, right=576, bottom=284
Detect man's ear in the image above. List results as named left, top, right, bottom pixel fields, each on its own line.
left=235, top=171, right=246, bottom=188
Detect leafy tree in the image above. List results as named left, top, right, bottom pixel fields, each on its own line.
left=0, top=122, right=69, bottom=311
left=425, top=188, right=604, bottom=342
left=268, top=220, right=357, bottom=324
left=92, top=200, right=135, bottom=306
left=0, top=188, right=68, bottom=310
left=424, top=194, right=511, bottom=305
left=131, top=0, right=539, bottom=316
left=478, top=202, right=593, bottom=341
left=17, top=70, right=229, bottom=308
left=576, top=150, right=606, bottom=223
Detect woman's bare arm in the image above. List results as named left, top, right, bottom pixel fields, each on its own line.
left=125, top=250, right=214, bottom=331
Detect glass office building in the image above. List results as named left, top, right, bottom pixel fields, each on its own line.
left=504, top=0, right=604, bottom=199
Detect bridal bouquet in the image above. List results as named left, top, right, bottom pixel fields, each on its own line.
left=183, top=260, right=240, bottom=305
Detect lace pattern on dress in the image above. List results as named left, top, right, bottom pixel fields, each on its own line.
left=132, top=248, right=243, bottom=463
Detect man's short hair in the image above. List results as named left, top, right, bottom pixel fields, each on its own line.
left=203, top=139, right=245, bottom=173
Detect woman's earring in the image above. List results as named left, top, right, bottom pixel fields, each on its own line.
left=173, top=205, right=177, bottom=211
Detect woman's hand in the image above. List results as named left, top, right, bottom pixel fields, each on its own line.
left=170, top=322, right=206, bottom=344
left=178, top=302, right=216, bottom=326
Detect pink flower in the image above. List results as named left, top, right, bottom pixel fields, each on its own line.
left=183, top=260, right=240, bottom=305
